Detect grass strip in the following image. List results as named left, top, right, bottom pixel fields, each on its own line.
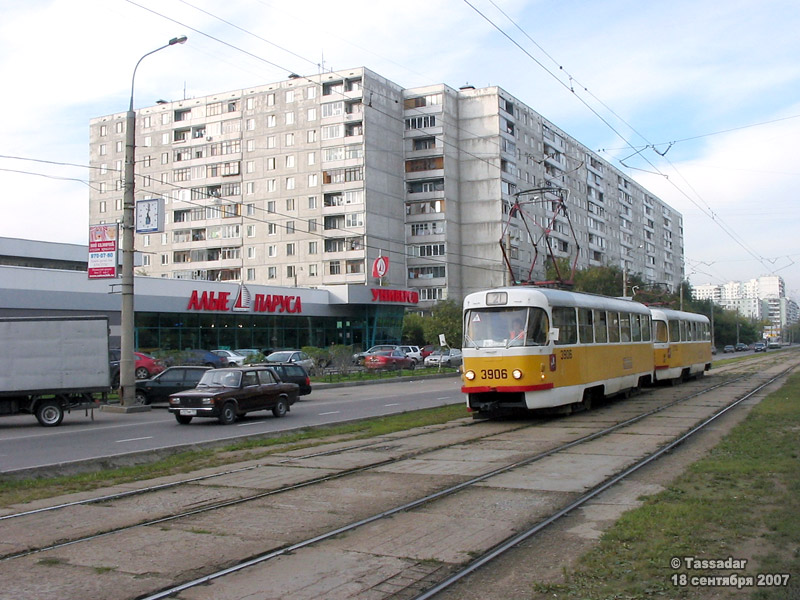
left=533, top=372, right=800, bottom=599
left=0, top=403, right=467, bottom=507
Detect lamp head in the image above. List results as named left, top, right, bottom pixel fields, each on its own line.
left=169, top=35, right=188, bottom=45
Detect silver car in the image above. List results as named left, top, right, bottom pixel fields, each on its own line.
left=212, top=349, right=247, bottom=366
left=265, top=350, right=315, bottom=373
left=423, top=348, right=462, bottom=367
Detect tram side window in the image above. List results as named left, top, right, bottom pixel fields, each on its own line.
left=608, top=311, right=621, bottom=343
left=641, top=315, right=652, bottom=341
left=552, top=306, right=577, bottom=345
left=578, top=308, right=593, bottom=343
left=703, top=322, right=710, bottom=340
left=669, top=319, right=680, bottom=343
left=655, top=320, right=668, bottom=343
left=631, top=314, right=641, bottom=342
left=593, top=309, right=608, bottom=343
left=620, top=313, right=632, bottom=342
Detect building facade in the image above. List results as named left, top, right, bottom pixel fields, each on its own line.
left=88, top=67, right=684, bottom=308
left=691, top=274, right=798, bottom=339
left=0, top=237, right=417, bottom=351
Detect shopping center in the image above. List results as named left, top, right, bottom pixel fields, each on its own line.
left=0, top=237, right=417, bottom=352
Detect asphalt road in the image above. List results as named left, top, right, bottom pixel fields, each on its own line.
left=0, top=375, right=464, bottom=475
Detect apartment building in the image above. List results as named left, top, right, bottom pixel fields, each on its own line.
left=88, top=67, right=684, bottom=308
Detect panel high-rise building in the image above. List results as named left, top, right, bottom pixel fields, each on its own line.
left=89, top=67, right=684, bottom=307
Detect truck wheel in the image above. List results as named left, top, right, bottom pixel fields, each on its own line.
left=175, top=414, right=193, bottom=425
left=272, top=398, right=288, bottom=418
left=36, top=400, right=64, bottom=427
left=218, top=402, right=237, bottom=425
left=134, top=390, right=149, bottom=405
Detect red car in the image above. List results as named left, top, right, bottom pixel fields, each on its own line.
left=364, top=349, right=416, bottom=371
left=134, top=352, right=165, bottom=379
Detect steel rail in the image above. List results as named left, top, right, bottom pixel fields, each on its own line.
left=136, top=373, right=750, bottom=600
left=411, top=366, right=795, bottom=599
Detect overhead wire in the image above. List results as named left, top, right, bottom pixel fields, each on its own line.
left=467, top=0, right=785, bottom=279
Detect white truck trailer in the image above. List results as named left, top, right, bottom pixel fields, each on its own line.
left=0, top=316, right=111, bottom=426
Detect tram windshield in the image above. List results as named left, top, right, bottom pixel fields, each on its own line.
left=463, top=307, right=548, bottom=348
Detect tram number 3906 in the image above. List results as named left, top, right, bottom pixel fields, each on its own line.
left=481, top=368, right=507, bottom=380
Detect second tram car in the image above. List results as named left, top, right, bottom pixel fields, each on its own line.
left=649, top=307, right=712, bottom=383
left=462, top=287, right=655, bottom=415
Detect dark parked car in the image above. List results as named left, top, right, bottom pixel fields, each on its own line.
left=735, top=343, right=748, bottom=352
left=753, top=342, right=767, bottom=352
left=168, top=367, right=299, bottom=425
left=260, top=362, right=312, bottom=396
left=364, top=349, right=416, bottom=371
left=134, top=366, right=211, bottom=405
left=171, top=349, right=227, bottom=368
left=723, top=345, right=735, bottom=353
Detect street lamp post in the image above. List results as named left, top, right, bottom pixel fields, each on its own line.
left=118, top=36, right=187, bottom=409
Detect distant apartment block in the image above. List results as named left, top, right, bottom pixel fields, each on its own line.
left=692, top=275, right=798, bottom=331
left=88, top=67, right=685, bottom=307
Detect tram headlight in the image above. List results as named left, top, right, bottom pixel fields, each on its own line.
left=512, top=369, right=523, bottom=380
left=464, top=370, right=476, bottom=380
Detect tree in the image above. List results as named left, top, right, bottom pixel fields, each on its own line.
left=423, top=299, right=462, bottom=348
left=402, top=312, right=425, bottom=345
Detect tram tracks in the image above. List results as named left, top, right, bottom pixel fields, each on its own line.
left=0, top=359, right=794, bottom=600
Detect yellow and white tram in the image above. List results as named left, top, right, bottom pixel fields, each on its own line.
left=649, top=307, right=712, bottom=383
left=461, top=287, right=655, bottom=415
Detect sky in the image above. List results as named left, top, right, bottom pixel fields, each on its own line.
left=1, top=0, right=798, bottom=299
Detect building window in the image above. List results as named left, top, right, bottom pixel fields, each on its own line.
left=285, top=112, right=295, bottom=125
left=307, top=129, right=317, bottom=143
left=307, top=195, right=317, bottom=209
left=308, top=218, right=317, bottom=232
left=346, top=260, right=363, bottom=274
left=286, top=90, right=295, bottom=103
left=308, top=173, right=318, bottom=186
left=286, top=220, right=295, bottom=234
left=329, top=260, right=341, bottom=275
left=247, top=224, right=256, bottom=237
left=246, top=268, right=256, bottom=281
left=268, top=266, right=276, bottom=279
left=404, top=115, right=436, bottom=130
left=268, top=223, right=277, bottom=235
left=307, top=108, right=317, bottom=121
left=309, top=241, right=318, bottom=254
left=286, top=177, right=295, bottom=190
left=268, top=244, right=277, bottom=257
left=413, top=137, right=436, bottom=151
left=286, top=243, right=295, bottom=256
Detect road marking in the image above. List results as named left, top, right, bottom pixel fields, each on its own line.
left=116, top=436, right=153, bottom=443
left=437, top=397, right=451, bottom=400
left=319, top=411, right=340, bottom=416
left=384, top=403, right=400, bottom=407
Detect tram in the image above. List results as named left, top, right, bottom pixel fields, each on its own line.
left=649, top=307, right=712, bottom=383
left=461, top=287, right=655, bottom=415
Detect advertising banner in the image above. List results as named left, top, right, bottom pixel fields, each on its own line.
left=88, top=223, right=118, bottom=279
